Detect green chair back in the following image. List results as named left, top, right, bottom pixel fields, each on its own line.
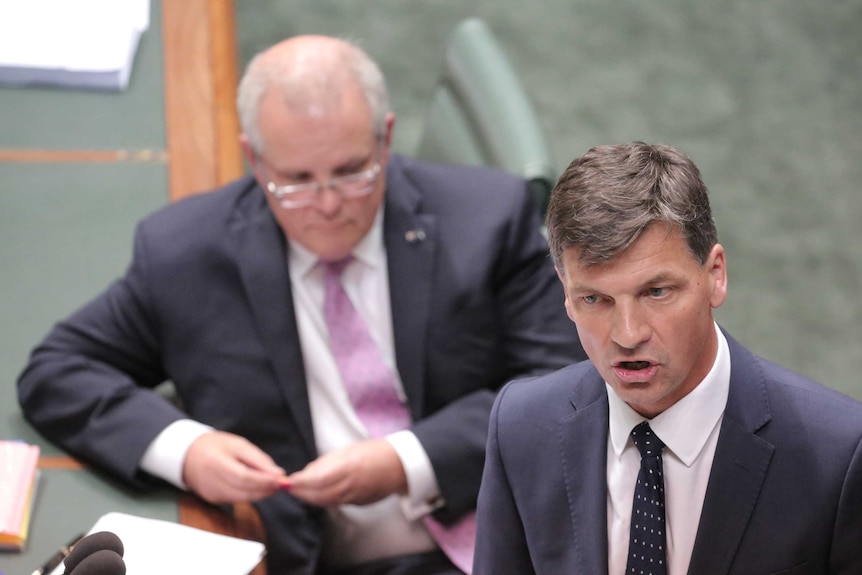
left=415, top=18, right=557, bottom=216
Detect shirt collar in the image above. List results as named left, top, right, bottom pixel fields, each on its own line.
left=608, top=322, right=730, bottom=466
left=288, top=204, right=386, bottom=278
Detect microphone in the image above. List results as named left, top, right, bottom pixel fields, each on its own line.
left=63, top=531, right=125, bottom=575
left=66, top=550, right=125, bottom=575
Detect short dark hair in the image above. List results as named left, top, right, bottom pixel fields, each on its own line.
left=545, top=142, right=717, bottom=269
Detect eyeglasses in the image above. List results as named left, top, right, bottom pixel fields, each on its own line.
left=265, top=163, right=382, bottom=209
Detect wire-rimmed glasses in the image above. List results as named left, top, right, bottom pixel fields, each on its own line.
left=264, top=163, right=382, bottom=209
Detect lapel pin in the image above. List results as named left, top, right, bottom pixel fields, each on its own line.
left=405, top=229, right=426, bottom=243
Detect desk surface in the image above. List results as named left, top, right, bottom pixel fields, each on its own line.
left=0, top=2, right=259, bottom=574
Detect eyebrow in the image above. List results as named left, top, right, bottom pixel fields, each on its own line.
left=270, top=150, right=374, bottom=181
left=569, top=271, right=681, bottom=296
left=331, top=154, right=372, bottom=175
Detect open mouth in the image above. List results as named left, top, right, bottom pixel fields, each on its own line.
left=614, top=360, right=658, bottom=384
left=618, top=361, right=651, bottom=370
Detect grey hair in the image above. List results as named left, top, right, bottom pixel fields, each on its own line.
left=236, top=38, right=390, bottom=156
left=546, top=142, right=717, bottom=270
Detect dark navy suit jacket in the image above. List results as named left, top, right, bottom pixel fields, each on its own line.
left=18, top=154, right=585, bottom=573
left=474, top=331, right=862, bottom=574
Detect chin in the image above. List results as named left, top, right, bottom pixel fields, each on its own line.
left=317, top=250, right=350, bottom=262
left=305, top=239, right=352, bottom=261
left=618, top=387, right=664, bottom=415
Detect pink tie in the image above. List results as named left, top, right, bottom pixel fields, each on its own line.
left=322, top=258, right=476, bottom=574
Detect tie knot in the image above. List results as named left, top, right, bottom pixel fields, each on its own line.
left=322, top=256, right=353, bottom=279
left=631, top=421, right=664, bottom=459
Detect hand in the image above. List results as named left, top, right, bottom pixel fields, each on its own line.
left=182, top=430, right=287, bottom=504
left=285, top=439, right=407, bottom=507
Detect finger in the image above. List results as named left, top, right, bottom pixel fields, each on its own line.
left=204, top=466, right=283, bottom=503
left=227, top=437, right=286, bottom=476
left=185, top=432, right=286, bottom=502
left=285, top=460, right=351, bottom=506
left=221, top=456, right=287, bottom=493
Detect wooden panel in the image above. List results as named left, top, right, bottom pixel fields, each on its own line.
left=209, top=0, right=244, bottom=186
left=0, top=149, right=167, bottom=163
left=38, top=456, right=85, bottom=470
left=162, top=0, right=244, bottom=201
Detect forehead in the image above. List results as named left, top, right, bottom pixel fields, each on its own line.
left=560, top=224, right=700, bottom=291
left=256, top=87, right=376, bottom=169
left=257, top=84, right=373, bottom=135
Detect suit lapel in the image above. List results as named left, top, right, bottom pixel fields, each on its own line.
left=382, top=159, right=437, bottom=419
left=687, top=334, right=774, bottom=575
left=228, top=186, right=316, bottom=458
left=559, top=370, right=611, bottom=575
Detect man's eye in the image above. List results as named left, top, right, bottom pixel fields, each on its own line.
left=647, top=287, right=667, bottom=297
left=278, top=174, right=312, bottom=185
left=583, top=294, right=599, bottom=304
left=335, top=165, right=366, bottom=177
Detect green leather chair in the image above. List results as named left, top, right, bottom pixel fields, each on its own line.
left=415, top=18, right=557, bottom=217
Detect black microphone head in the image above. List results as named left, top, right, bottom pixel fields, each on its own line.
left=67, top=549, right=126, bottom=575
left=63, top=531, right=124, bottom=575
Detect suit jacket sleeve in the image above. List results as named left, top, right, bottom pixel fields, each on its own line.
left=17, top=220, right=188, bottom=486
left=834, top=436, right=862, bottom=572
left=473, top=382, right=535, bottom=575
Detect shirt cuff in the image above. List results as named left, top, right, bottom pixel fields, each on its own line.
left=385, top=430, right=444, bottom=521
left=138, top=419, right=214, bottom=489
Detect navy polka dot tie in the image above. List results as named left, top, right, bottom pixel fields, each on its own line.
left=626, top=421, right=667, bottom=575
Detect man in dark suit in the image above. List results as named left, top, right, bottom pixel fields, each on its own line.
left=473, top=142, right=862, bottom=575
left=17, top=36, right=584, bottom=574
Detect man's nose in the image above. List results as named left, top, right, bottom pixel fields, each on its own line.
left=611, top=301, right=651, bottom=350
left=313, top=183, right=344, bottom=215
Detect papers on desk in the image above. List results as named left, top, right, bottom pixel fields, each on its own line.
left=0, top=0, right=150, bottom=91
left=0, top=441, right=40, bottom=551
left=48, top=512, right=266, bottom=575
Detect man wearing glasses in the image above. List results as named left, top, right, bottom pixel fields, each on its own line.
left=18, top=36, right=584, bottom=574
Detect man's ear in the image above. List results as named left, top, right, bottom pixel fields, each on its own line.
left=239, top=134, right=268, bottom=190
left=381, top=112, right=396, bottom=153
left=707, top=243, right=728, bottom=309
left=239, top=134, right=256, bottom=167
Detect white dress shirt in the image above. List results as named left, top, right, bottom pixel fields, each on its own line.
left=140, top=207, right=442, bottom=567
left=606, top=323, right=730, bottom=575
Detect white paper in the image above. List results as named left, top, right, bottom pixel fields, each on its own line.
left=48, top=512, right=266, bottom=575
left=0, top=0, right=150, bottom=91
